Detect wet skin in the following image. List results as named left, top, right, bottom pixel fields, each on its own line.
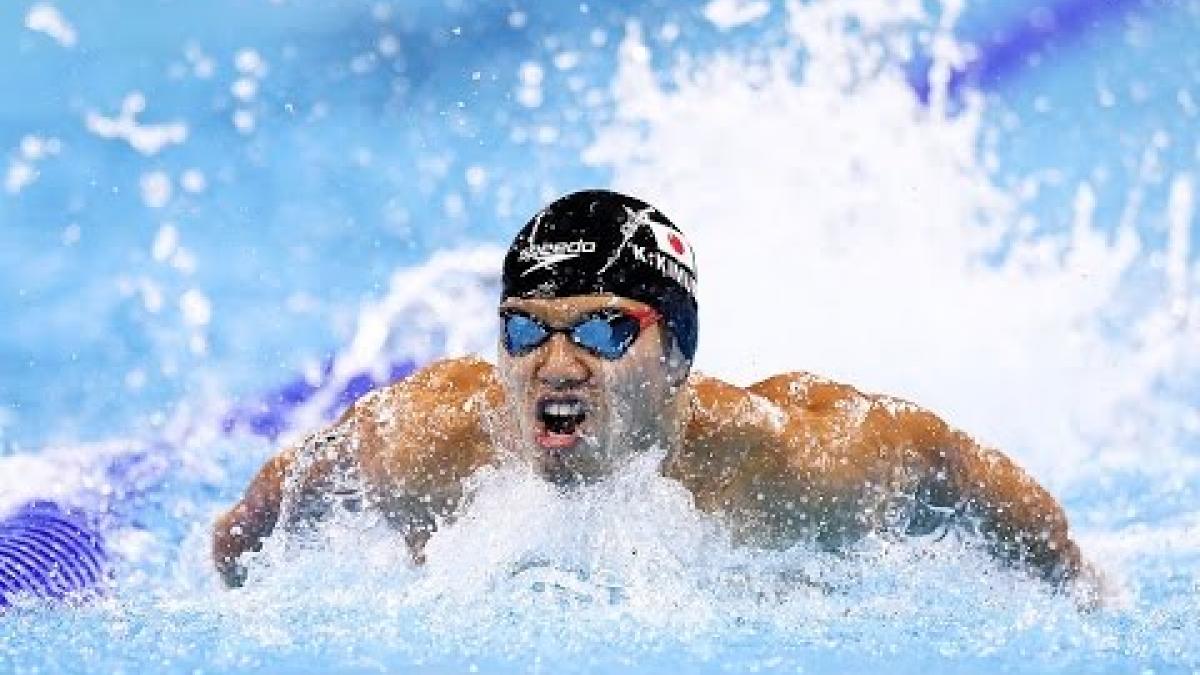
left=213, top=294, right=1091, bottom=595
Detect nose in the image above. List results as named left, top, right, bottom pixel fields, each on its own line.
left=534, top=333, right=591, bottom=389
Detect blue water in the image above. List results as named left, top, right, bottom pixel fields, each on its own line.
left=2, top=1, right=1199, bottom=672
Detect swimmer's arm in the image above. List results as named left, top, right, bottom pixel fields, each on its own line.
left=211, top=449, right=294, bottom=588
left=886, top=405, right=1086, bottom=586
left=748, top=372, right=1089, bottom=589
left=211, top=426, right=353, bottom=588
left=211, top=357, right=498, bottom=587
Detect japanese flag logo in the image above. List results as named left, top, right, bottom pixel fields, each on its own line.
left=648, top=221, right=696, bottom=273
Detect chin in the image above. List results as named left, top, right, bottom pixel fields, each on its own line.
left=531, top=439, right=611, bottom=487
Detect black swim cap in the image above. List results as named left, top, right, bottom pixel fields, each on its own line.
left=501, top=189, right=699, bottom=360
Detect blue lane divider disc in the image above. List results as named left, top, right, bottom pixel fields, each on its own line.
left=221, top=359, right=416, bottom=439
left=0, top=501, right=108, bottom=608
left=1, top=358, right=418, bottom=611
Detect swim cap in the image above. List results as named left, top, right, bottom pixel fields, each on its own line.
left=501, top=189, right=699, bottom=360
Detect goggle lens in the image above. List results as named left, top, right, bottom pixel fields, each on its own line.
left=572, top=314, right=639, bottom=359
left=501, top=309, right=654, bottom=360
left=502, top=312, right=551, bottom=356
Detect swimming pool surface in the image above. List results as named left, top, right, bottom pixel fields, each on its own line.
left=1, top=1, right=1198, bottom=672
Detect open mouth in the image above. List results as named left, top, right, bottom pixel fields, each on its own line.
left=535, top=396, right=587, bottom=451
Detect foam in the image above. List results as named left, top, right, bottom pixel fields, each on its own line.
left=2, top=1, right=1197, bottom=671
left=583, top=1, right=1198, bottom=484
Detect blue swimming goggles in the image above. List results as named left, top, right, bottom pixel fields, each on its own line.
left=500, top=307, right=660, bottom=360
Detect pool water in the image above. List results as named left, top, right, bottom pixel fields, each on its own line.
left=2, top=1, right=1199, bottom=672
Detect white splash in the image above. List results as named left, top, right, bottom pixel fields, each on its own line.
left=585, top=2, right=1199, bottom=484
left=24, top=4, right=76, bottom=48
left=140, top=171, right=173, bottom=208
left=234, top=48, right=268, bottom=78
left=180, top=169, right=207, bottom=193
left=4, top=160, right=36, bottom=194
left=5, top=134, right=61, bottom=194
left=273, top=246, right=504, bottom=441
left=704, top=0, right=771, bottom=30
left=3, top=2, right=1197, bottom=670
left=180, top=289, right=212, bottom=327
left=152, top=224, right=180, bottom=262
left=85, top=92, right=188, bottom=156
left=0, top=440, right=157, bottom=517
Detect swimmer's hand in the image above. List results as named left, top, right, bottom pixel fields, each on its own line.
left=1066, top=560, right=1121, bottom=612
left=212, top=451, right=292, bottom=588
left=212, top=429, right=359, bottom=588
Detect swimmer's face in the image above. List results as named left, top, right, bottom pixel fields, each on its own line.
left=496, top=295, right=683, bottom=485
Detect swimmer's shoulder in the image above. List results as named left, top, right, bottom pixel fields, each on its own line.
left=407, top=355, right=499, bottom=389
left=686, top=370, right=857, bottom=432
left=684, top=373, right=788, bottom=454
left=747, top=370, right=956, bottom=453
left=346, top=357, right=502, bottom=482
left=691, top=369, right=946, bottom=431
left=746, top=371, right=863, bottom=415
left=360, top=356, right=502, bottom=414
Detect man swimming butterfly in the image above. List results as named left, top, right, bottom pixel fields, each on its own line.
left=214, top=189, right=1093, bottom=595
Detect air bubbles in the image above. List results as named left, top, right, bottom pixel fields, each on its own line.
left=61, top=223, right=81, bottom=246
left=5, top=134, right=61, bottom=194
left=1097, top=84, right=1116, bottom=108
left=227, top=48, right=268, bottom=135
left=139, top=171, right=173, bottom=209
left=235, top=49, right=267, bottom=78
left=20, top=135, right=61, bottom=160
left=377, top=34, right=400, bottom=57
left=149, top=222, right=196, bottom=275
left=193, top=58, right=216, bottom=79
left=519, top=62, right=544, bottom=87
left=508, top=11, right=528, bottom=29
left=233, top=109, right=256, bottom=134
left=184, top=43, right=216, bottom=79
left=703, top=0, right=770, bottom=30
left=465, top=165, right=488, bottom=191
left=85, top=93, right=188, bottom=156
left=152, top=224, right=179, bottom=262
left=189, top=334, right=208, bottom=356
left=553, top=51, right=580, bottom=71
left=443, top=192, right=466, bottom=220
left=24, top=3, right=76, bottom=48
left=231, top=77, right=258, bottom=102
left=285, top=291, right=319, bottom=314
left=180, top=289, right=212, bottom=327
left=371, top=2, right=392, bottom=22
left=180, top=169, right=207, bottom=194
left=4, top=161, right=37, bottom=194
left=618, top=25, right=650, bottom=65
left=517, top=61, right=545, bottom=108
left=124, top=369, right=147, bottom=391
left=171, top=248, right=196, bottom=275
left=125, top=92, right=147, bottom=115
left=1179, top=90, right=1198, bottom=118
left=350, top=53, right=377, bottom=74
left=139, top=279, right=164, bottom=313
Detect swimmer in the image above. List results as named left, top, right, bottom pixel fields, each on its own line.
left=214, top=189, right=1097, bottom=597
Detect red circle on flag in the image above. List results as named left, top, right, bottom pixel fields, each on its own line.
left=668, top=233, right=686, bottom=256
